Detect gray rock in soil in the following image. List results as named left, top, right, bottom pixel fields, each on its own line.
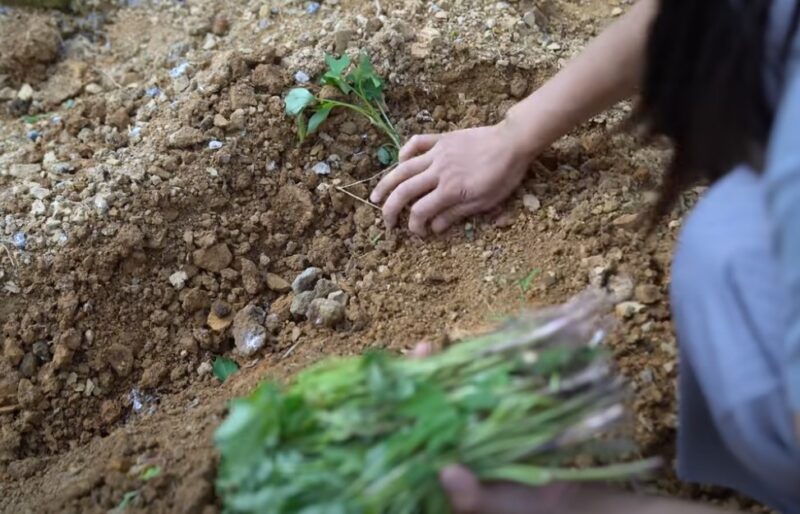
left=607, top=274, right=634, bottom=302
left=327, top=290, right=349, bottom=306
left=312, top=278, right=339, bottom=299
left=634, top=284, right=660, bottom=305
left=265, top=313, right=283, bottom=334
left=290, top=291, right=315, bottom=319
left=306, top=298, right=345, bottom=328
left=292, top=267, right=322, bottom=294
left=167, top=126, right=205, bottom=148
left=232, top=305, right=268, bottom=357
left=265, top=273, right=292, bottom=293
left=522, top=194, right=541, bottom=213
left=193, top=243, right=233, bottom=273
left=615, top=301, right=646, bottom=319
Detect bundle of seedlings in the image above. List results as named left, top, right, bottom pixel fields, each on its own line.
left=215, top=292, right=660, bottom=513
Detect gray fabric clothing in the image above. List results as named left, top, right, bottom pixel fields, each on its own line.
left=668, top=2, right=800, bottom=511
left=764, top=18, right=800, bottom=410
left=672, top=169, right=800, bottom=512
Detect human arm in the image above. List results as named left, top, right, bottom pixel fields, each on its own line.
left=371, top=0, right=658, bottom=235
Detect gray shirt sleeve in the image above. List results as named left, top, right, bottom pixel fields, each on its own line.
left=764, top=41, right=800, bottom=410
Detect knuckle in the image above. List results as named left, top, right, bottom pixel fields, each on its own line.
left=409, top=203, right=426, bottom=218
left=394, top=182, right=412, bottom=199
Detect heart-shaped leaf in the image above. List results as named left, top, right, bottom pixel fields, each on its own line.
left=285, top=88, right=315, bottom=116
left=325, top=54, right=351, bottom=76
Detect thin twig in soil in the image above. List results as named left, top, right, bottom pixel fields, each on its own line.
left=374, top=0, right=382, bottom=16
left=0, top=242, right=17, bottom=268
left=100, top=69, right=123, bottom=90
left=339, top=163, right=398, bottom=190
left=281, top=339, right=303, bottom=360
left=0, top=404, right=20, bottom=415
left=334, top=186, right=381, bottom=211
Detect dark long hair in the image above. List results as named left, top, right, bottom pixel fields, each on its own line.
left=636, top=0, right=800, bottom=223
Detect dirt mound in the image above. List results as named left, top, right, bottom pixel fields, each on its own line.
left=0, top=1, right=768, bottom=513
left=0, top=12, right=62, bottom=88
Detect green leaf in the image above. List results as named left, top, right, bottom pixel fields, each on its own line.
left=361, top=78, right=384, bottom=102
left=22, top=113, right=49, bottom=124
left=140, top=466, right=162, bottom=481
left=308, top=105, right=333, bottom=135
left=377, top=145, right=397, bottom=165
left=213, top=357, right=239, bottom=382
left=348, top=54, right=384, bottom=101
left=296, top=112, right=308, bottom=142
left=321, top=54, right=353, bottom=94
left=115, top=490, right=139, bottom=512
left=322, top=74, right=353, bottom=95
left=325, top=53, right=351, bottom=76
left=285, top=88, right=315, bottom=116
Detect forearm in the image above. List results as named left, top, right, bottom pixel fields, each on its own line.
left=503, top=0, right=658, bottom=158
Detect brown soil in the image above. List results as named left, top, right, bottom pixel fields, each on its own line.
left=0, top=12, right=62, bottom=87
left=0, top=0, right=770, bottom=513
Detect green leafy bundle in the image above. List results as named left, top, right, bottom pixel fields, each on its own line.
left=215, top=293, right=659, bottom=513
left=284, top=54, right=401, bottom=165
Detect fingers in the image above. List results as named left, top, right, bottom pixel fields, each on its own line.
left=440, top=465, right=484, bottom=514
left=370, top=153, right=433, bottom=204
left=430, top=200, right=484, bottom=234
left=408, top=189, right=455, bottom=236
left=399, top=134, right=442, bottom=162
left=381, top=172, right=437, bottom=229
left=409, top=341, right=433, bottom=358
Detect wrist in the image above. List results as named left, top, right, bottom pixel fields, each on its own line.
left=499, top=100, right=557, bottom=163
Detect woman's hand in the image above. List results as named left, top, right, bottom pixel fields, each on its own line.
left=439, top=464, right=576, bottom=514
left=370, top=122, right=536, bottom=236
left=368, top=0, right=657, bottom=237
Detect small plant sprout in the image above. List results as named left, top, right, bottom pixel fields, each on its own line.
left=518, top=268, right=542, bottom=294
left=115, top=491, right=139, bottom=512
left=140, top=466, right=162, bottom=481
left=213, top=357, right=239, bottom=383
left=284, top=54, right=402, bottom=165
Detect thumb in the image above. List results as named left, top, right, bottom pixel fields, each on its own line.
left=439, top=465, right=484, bottom=514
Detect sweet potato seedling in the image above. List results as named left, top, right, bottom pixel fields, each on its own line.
left=215, top=293, right=660, bottom=514
left=284, top=54, right=401, bottom=165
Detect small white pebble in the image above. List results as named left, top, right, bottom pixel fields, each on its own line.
left=294, top=71, right=311, bottom=84
left=312, top=162, right=331, bottom=175
left=169, top=270, right=189, bottom=289
left=197, top=361, right=213, bottom=376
